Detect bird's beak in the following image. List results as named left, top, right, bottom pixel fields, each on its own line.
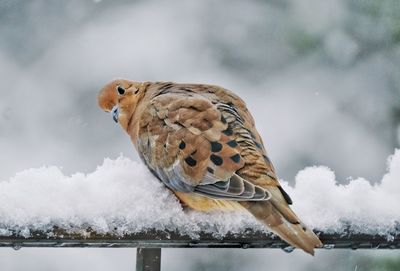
left=111, top=105, right=119, bottom=123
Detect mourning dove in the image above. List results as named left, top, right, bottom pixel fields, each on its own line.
left=98, top=79, right=323, bottom=255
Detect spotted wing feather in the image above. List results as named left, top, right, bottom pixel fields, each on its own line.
left=137, top=86, right=270, bottom=201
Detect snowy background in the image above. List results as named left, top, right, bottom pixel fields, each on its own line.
left=1, top=0, right=400, bottom=270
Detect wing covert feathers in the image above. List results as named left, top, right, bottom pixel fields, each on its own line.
left=131, top=82, right=322, bottom=255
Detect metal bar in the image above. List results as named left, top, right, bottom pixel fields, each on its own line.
left=0, top=229, right=398, bottom=250
left=136, top=248, right=161, bottom=271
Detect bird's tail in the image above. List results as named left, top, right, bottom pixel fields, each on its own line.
left=240, top=196, right=322, bottom=255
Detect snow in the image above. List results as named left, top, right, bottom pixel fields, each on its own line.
left=1, top=150, right=399, bottom=239
left=281, top=149, right=400, bottom=237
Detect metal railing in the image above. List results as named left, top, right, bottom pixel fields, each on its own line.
left=1, top=228, right=398, bottom=271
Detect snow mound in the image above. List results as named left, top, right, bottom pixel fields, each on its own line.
left=281, top=149, right=400, bottom=237
left=1, top=150, right=399, bottom=238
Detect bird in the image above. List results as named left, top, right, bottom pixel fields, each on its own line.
left=98, top=79, right=323, bottom=255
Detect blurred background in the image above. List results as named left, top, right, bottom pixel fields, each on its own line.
left=0, top=0, right=399, bottom=270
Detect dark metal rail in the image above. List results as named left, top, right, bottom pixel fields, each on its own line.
left=0, top=229, right=398, bottom=271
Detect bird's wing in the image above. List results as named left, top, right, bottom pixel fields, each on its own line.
left=136, top=84, right=270, bottom=201
left=205, top=84, right=302, bottom=221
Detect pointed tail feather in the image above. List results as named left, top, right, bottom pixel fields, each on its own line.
left=240, top=201, right=322, bottom=255
left=270, top=219, right=322, bottom=255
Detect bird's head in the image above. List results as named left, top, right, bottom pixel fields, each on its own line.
left=98, top=79, right=145, bottom=131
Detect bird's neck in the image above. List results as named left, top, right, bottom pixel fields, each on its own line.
left=124, top=82, right=153, bottom=146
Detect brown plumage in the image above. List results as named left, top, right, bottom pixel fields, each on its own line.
left=98, top=79, right=323, bottom=255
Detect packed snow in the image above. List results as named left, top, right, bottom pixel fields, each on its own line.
left=0, top=150, right=399, bottom=239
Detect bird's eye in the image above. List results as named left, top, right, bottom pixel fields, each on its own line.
left=117, top=86, right=126, bottom=95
